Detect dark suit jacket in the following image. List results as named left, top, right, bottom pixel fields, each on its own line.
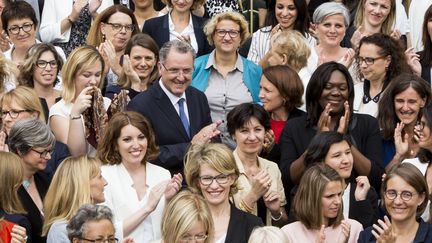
left=18, top=172, right=50, bottom=243
left=142, top=13, right=213, bottom=57
left=128, top=81, right=212, bottom=175
left=225, top=205, right=263, bottom=243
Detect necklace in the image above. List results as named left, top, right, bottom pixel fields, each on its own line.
left=22, top=179, right=30, bottom=189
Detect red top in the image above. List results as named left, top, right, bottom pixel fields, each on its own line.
left=271, top=119, right=286, bottom=144
left=0, top=219, right=14, bottom=243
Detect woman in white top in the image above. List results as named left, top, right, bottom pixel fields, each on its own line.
left=39, top=0, right=111, bottom=56
left=247, top=0, right=312, bottom=66
left=311, top=2, right=355, bottom=69
left=97, top=111, right=182, bottom=243
left=49, top=45, right=108, bottom=157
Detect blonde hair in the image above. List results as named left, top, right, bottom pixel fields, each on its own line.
left=270, top=30, right=310, bottom=72
left=161, top=190, right=214, bottom=243
left=203, top=11, right=250, bottom=46
left=0, top=86, right=45, bottom=123
left=61, top=46, right=105, bottom=103
left=354, top=0, right=396, bottom=35
left=42, top=155, right=100, bottom=236
left=0, top=54, right=18, bottom=94
left=184, top=143, right=239, bottom=197
left=0, top=152, right=26, bottom=214
left=247, top=226, right=290, bottom=243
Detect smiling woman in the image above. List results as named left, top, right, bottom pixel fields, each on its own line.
left=87, top=5, right=140, bottom=88
left=358, top=163, right=432, bottom=242
left=97, top=111, right=182, bottom=242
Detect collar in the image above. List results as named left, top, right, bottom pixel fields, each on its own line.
left=233, top=149, right=263, bottom=175
left=205, top=50, right=244, bottom=72
left=362, top=78, right=389, bottom=104
left=159, top=79, right=187, bottom=106
left=168, top=11, right=193, bottom=31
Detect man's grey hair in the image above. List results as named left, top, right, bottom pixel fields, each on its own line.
left=67, top=204, right=114, bottom=241
left=8, top=119, right=56, bottom=155
left=159, top=40, right=196, bottom=64
left=313, top=2, right=350, bottom=26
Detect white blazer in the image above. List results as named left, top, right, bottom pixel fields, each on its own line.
left=101, top=162, right=171, bottom=242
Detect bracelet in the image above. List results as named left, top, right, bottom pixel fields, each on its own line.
left=66, top=15, right=75, bottom=25
left=271, top=210, right=283, bottom=221
left=70, top=114, right=82, bottom=120
left=240, top=199, right=254, bottom=213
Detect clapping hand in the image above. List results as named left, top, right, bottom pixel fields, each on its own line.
left=354, top=176, right=370, bottom=201
left=164, top=173, right=183, bottom=201
left=372, top=216, right=395, bottom=243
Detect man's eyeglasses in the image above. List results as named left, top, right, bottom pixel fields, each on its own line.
left=8, top=23, right=34, bottom=35
left=199, top=174, right=231, bottom=186
left=356, top=55, right=387, bottom=66
left=215, top=29, right=240, bottom=38
left=384, top=189, right=417, bottom=201
left=80, top=237, right=118, bottom=243
left=105, top=22, right=135, bottom=32
left=1, top=109, right=33, bottom=119
left=31, top=149, right=53, bottom=159
left=160, top=62, right=193, bottom=76
left=36, top=60, right=58, bottom=69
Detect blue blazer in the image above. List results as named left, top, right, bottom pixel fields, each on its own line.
left=127, top=81, right=212, bottom=175
left=142, top=13, right=213, bottom=57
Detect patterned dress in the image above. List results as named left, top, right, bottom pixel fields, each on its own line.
left=205, top=0, right=240, bottom=17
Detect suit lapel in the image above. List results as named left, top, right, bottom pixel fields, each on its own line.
left=161, top=15, right=170, bottom=45
left=153, top=83, right=190, bottom=140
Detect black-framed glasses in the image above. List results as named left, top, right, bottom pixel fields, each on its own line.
left=80, top=237, right=118, bottom=243
left=8, top=23, right=34, bottom=35
left=356, top=55, right=387, bottom=65
left=384, top=189, right=417, bottom=201
left=215, top=29, right=240, bottom=38
left=160, top=62, right=193, bottom=76
left=199, top=174, right=231, bottom=186
left=31, top=149, right=53, bottom=159
left=105, top=22, right=135, bottom=32
left=0, top=109, right=33, bottom=119
left=36, top=60, right=58, bottom=69
left=180, top=234, right=208, bottom=243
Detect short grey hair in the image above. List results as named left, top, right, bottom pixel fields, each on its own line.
left=67, top=204, right=114, bottom=241
left=8, top=119, right=56, bottom=155
left=159, top=40, right=196, bottom=64
left=313, top=2, right=350, bottom=26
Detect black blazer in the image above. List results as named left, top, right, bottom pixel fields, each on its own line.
left=225, top=205, right=263, bottom=243
left=142, top=13, right=213, bottom=57
left=127, top=81, right=212, bottom=175
left=18, top=172, right=50, bottom=243
left=348, top=182, right=379, bottom=229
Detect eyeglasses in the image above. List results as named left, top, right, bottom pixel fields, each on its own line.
left=356, top=55, right=387, bottom=65
left=80, top=237, right=118, bottom=243
left=36, top=60, right=58, bottom=69
left=0, top=109, right=33, bottom=119
left=215, top=29, right=240, bottom=38
left=8, top=23, right=34, bottom=35
left=31, top=148, right=53, bottom=159
left=105, top=22, right=135, bottom=32
left=199, top=174, right=231, bottom=186
left=180, top=234, right=208, bottom=242
left=384, top=189, right=417, bottom=201
left=160, top=62, right=193, bottom=76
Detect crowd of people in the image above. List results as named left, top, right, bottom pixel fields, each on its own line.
left=1, top=0, right=432, bottom=242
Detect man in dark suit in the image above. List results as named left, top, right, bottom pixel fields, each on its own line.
left=128, top=40, right=220, bottom=175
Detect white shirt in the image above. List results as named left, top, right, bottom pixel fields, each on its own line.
left=102, top=163, right=171, bottom=242
left=409, top=0, right=432, bottom=51
left=168, top=12, right=198, bottom=54
left=159, top=79, right=190, bottom=121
